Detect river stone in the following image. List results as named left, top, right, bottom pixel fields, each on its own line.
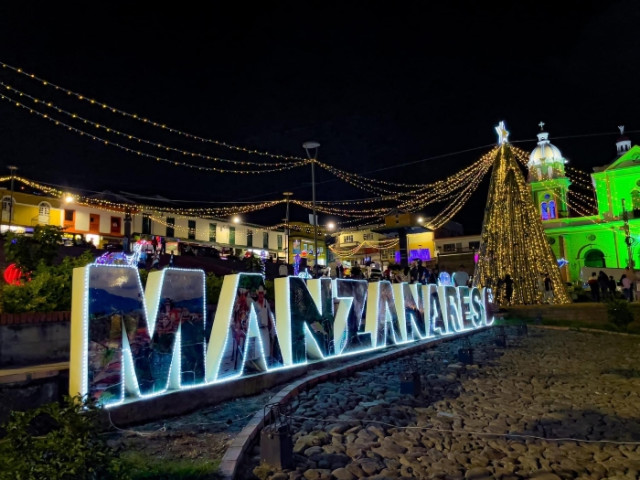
left=331, top=467, right=356, bottom=480
left=302, top=468, right=332, bottom=480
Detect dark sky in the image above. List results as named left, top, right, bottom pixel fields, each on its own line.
left=0, top=1, right=638, bottom=233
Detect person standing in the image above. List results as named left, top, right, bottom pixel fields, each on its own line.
left=608, top=275, right=618, bottom=298
left=598, top=271, right=609, bottom=300
left=587, top=272, right=600, bottom=302
left=278, top=261, right=288, bottom=277
left=452, top=265, right=469, bottom=287
left=543, top=273, right=554, bottom=304
left=621, top=274, right=632, bottom=302
left=503, top=274, right=515, bottom=304
left=254, top=285, right=275, bottom=363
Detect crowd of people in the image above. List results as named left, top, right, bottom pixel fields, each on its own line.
left=587, top=269, right=638, bottom=302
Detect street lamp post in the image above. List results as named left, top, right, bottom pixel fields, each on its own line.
left=303, top=141, right=320, bottom=273
left=7, top=165, right=18, bottom=232
left=283, top=192, right=293, bottom=264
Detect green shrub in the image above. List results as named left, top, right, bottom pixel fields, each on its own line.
left=205, top=272, right=224, bottom=305
left=606, top=298, right=634, bottom=331
left=0, top=395, right=128, bottom=480
left=0, top=250, right=95, bottom=313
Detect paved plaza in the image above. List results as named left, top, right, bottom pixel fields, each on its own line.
left=239, top=327, right=640, bottom=480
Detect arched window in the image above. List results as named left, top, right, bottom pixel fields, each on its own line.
left=38, top=202, right=51, bottom=224
left=584, top=249, right=606, bottom=268
left=540, top=201, right=549, bottom=220
left=540, top=194, right=554, bottom=220
left=38, top=202, right=50, bottom=216
left=548, top=200, right=557, bottom=219
left=2, top=196, right=11, bottom=212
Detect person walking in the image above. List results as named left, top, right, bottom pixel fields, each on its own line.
left=587, top=272, right=600, bottom=302
left=608, top=275, right=618, bottom=298
left=543, top=273, right=554, bottom=304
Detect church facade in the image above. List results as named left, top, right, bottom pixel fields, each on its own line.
left=527, top=127, right=640, bottom=284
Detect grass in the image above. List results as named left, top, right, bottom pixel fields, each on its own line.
left=122, top=452, right=222, bottom=480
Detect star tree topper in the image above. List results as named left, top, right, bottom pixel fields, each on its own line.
left=495, top=121, right=509, bottom=145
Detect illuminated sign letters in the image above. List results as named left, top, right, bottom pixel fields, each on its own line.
left=70, top=265, right=492, bottom=407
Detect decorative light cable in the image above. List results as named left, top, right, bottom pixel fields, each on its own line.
left=0, top=91, right=310, bottom=174
left=0, top=81, right=305, bottom=169
left=329, top=238, right=400, bottom=258
left=0, top=61, right=308, bottom=162
left=426, top=155, right=493, bottom=230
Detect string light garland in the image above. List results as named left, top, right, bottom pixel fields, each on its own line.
left=0, top=81, right=307, bottom=169
left=0, top=61, right=308, bottom=162
left=0, top=91, right=311, bottom=175
left=329, top=238, right=400, bottom=258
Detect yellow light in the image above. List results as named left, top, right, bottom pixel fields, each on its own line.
left=233, top=216, right=241, bottom=224
left=65, top=194, right=74, bottom=203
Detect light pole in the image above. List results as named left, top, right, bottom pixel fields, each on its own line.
left=7, top=165, right=17, bottom=232
left=302, top=141, right=320, bottom=273
left=283, top=192, right=293, bottom=264
left=622, top=199, right=635, bottom=269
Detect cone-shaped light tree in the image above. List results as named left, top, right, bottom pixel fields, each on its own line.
left=473, top=122, right=571, bottom=305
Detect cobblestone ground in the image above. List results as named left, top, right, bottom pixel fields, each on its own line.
left=241, top=327, right=640, bottom=480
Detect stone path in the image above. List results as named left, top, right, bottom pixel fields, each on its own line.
left=240, top=327, right=640, bottom=480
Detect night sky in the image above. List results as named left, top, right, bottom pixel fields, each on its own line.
left=0, top=1, right=638, bottom=233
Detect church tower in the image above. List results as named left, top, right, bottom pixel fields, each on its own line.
left=527, top=122, right=571, bottom=220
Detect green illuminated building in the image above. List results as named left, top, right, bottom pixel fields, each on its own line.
left=527, top=126, right=640, bottom=283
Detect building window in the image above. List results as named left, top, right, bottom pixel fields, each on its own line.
left=263, top=231, right=269, bottom=249
left=541, top=193, right=557, bottom=220
left=142, top=214, right=151, bottom=235
left=469, top=241, right=480, bottom=250
left=277, top=234, right=283, bottom=250
left=38, top=202, right=51, bottom=224
left=166, top=217, right=175, bottom=238
left=64, top=209, right=75, bottom=223
left=188, top=220, right=196, bottom=240
left=229, top=226, right=236, bottom=245
left=1, top=196, right=11, bottom=213
left=38, top=202, right=50, bottom=217
left=443, top=243, right=456, bottom=252
left=209, top=223, right=217, bottom=242
left=110, top=217, right=121, bottom=235
left=343, top=234, right=354, bottom=243
left=247, top=229, right=253, bottom=247
left=363, top=233, right=374, bottom=240
left=89, top=214, right=100, bottom=233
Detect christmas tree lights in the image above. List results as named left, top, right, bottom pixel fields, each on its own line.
left=473, top=123, right=571, bottom=305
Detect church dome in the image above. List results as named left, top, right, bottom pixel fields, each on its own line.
left=528, top=132, right=565, bottom=167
